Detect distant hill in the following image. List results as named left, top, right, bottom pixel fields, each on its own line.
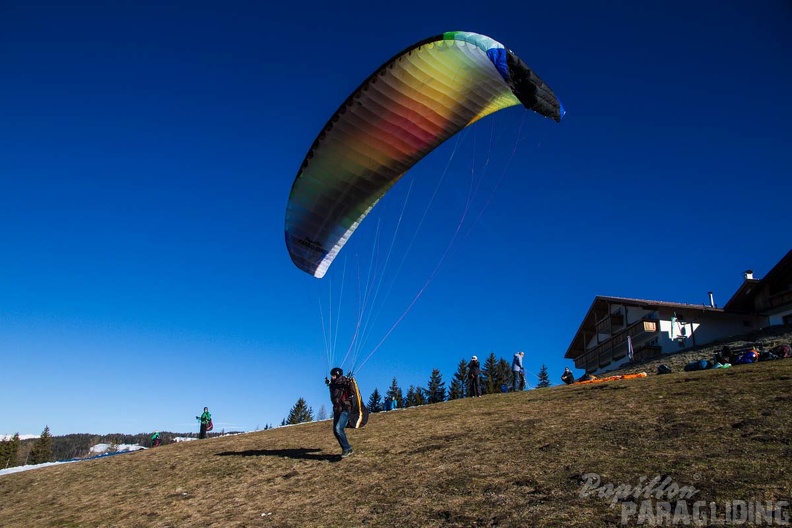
left=1, top=351, right=790, bottom=527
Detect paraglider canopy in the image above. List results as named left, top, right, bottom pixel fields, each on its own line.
left=284, top=31, right=563, bottom=279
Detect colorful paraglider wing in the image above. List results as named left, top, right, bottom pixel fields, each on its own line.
left=285, top=31, right=563, bottom=278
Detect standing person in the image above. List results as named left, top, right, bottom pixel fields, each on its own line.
left=512, top=351, right=525, bottom=392
left=561, top=367, right=575, bottom=385
left=150, top=430, right=161, bottom=447
left=326, top=367, right=353, bottom=458
left=196, top=407, right=211, bottom=439
left=467, top=355, right=482, bottom=397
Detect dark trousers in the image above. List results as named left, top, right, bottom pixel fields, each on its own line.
left=469, top=376, right=481, bottom=397
left=199, top=423, right=207, bottom=439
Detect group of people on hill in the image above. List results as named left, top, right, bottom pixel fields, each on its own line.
left=464, top=351, right=527, bottom=398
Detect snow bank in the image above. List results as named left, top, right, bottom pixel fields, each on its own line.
left=88, top=443, right=145, bottom=455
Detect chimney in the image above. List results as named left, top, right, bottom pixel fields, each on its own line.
left=708, top=291, right=716, bottom=308
left=744, top=270, right=754, bottom=280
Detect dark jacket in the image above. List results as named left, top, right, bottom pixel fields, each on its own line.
left=468, top=359, right=481, bottom=378
left=561, top=370, right=574, bottom=385
left=329, top=376, right=352, bottom=414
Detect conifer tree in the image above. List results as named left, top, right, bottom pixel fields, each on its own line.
left=536, top=364, right=551, bottom=388
left=426, top=368, right=446, bottom=403
left=316, top=404, right=329, bottom=421
left=448, top=359, right=468, bottom=400
left=405, top=385, right=417, bottom=407
left=29, top=426, right=53, bottom=465
left=285, top=398, right=314, bottom=424
left=385, top=377, right=403, bottom=408
left=367, top=388, right=383, bottom=413
left=496, top=357, right=514, bottom=391
left=0, top=433, right=20, bottom=468
left=405, top=385, right=426, bottom=407
left=482, top=352, right=499, bottom=394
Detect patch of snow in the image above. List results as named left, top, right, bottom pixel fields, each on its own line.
left=89, top=443, right=145, bottom=454
left=0, top=460, right=78, bottom=476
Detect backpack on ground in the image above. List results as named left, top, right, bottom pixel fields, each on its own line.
left=683, top=359, right=711, bottom=372
left=735, top=350, right=759, bottom=364
left=657, top=364, right=672, bottom=375
left=768, top=344, right=791, bottom=359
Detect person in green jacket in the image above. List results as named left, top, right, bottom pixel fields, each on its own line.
left=196, top=407, right=212, bottom=439
left=150, top=430, right=161, bottom=447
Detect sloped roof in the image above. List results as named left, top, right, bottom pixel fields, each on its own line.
left=724, top=249, right=792, bottom=312
left=564, top=295, right=723, bottom=360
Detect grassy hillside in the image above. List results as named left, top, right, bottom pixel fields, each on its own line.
left=1, top=359, right=790, bottom=527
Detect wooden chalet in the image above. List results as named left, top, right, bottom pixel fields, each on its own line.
left=564, top=248, right=791, bottom=374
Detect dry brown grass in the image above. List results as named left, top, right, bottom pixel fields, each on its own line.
left=2, top=360, right=791, bottom=527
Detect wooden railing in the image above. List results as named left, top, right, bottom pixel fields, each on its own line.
left=769, top=290, right=792, bottom=309
left=575, top=319, right=659, bottom=371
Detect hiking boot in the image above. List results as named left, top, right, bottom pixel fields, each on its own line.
left=341, top=449, right=353, bottom=458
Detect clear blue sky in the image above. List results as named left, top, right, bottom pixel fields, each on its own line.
left=2, top=1, right=790, bottom=436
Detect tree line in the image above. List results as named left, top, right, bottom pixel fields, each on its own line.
left=1, top=426, right=53, bottom=469
left=282, top=353, right=553, bottom=424
left=0, top=426, right=244, bottom=469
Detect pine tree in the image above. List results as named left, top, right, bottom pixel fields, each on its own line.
left=496, top=357, right=514, bottom=391
left=0, top=433, right=19, bottom=468
left=482, top=352, right=499, bottom=394
left=367, top=388, right=383, bottom=413
left=536, top=364, right=551, bottom=388
left=405, top=385, right=426, bottom=407
left=426, top=368, right=446, bottom=403
left=29, top=426, right=53, bottom=465
left=385, top=377, right=403, bottom=409
left=316, top=404, right=329, bottom=421
left=448, top=359, right=468, bottom=400
left=285, top=397, right=314, bottom=424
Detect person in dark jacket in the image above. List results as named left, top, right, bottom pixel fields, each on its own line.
left=467, top=356, right=482, bottom=397
left=714, top=346, right=732, bottom=366
left=326, top=367, right=353, bottom=458
left=561, top=367, right=575, bottom=385
left=196, top=407, right=211, bottom=439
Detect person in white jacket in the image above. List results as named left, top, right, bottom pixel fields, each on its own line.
left=512, top=351, right=525, bottom=391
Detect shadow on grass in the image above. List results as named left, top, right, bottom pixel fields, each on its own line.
left=215, top=447, right=340, bottom=462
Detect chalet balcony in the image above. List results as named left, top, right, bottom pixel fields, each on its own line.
left=768, top=290, right=792, bottom=310
left=595, top=312, right=625, bottom=334
left=575, top=319, right=659, bottom=372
